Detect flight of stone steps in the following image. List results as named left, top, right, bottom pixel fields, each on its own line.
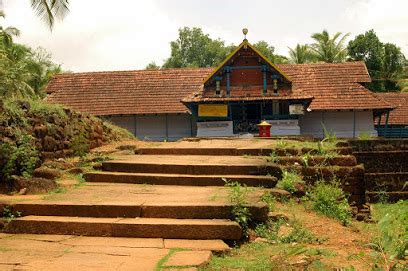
left=3, top=148, right=279, bottom=243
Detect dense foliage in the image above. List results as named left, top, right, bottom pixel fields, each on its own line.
left=152, top=27, right=407, bottom=93
left=0, top=13, right=61, bottom=99
left=157, top=27, right=288, bottom=69
left=305, top=181, right=352, bottom=225
left=347, top=30, right=406, bottom=92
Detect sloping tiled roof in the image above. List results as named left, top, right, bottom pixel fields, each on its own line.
left=46, top=61, right=391, bottom=116
left=375, top=92, right=408, bottom=125
left=46, top=68, right=212, bottom=116
left=184, top=61, right=391, bottom=110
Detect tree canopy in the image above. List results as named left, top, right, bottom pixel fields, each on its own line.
left=162, top=27, right=234, bottom=68
left=0, top=13, right=61, bottom=98
left=310, top=30, right=349, bottom=63
left=288, top=44, right=315, bottom=64
left=348, top=30, right=406, bottom=91
left=161, top=27, right=288, bottom=69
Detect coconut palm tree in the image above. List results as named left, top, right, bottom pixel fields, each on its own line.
left=0, top=11, right=20, bottom=48
left=30, top=0, right=70, bottom=30
left=310, top=30, right=349, bottom=63
left=288, top=44, right=314, bottom=64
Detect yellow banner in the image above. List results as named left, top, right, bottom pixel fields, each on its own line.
left=198, top=104, right=228, bottom=117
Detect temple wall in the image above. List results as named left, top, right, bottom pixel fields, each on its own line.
left=108, top=114, right=195, bottom=141
left=299, top=110, right=377, bottom=138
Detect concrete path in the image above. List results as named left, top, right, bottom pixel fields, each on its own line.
left=0, top=233, right=227, bottom=270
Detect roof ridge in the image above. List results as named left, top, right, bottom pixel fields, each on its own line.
left=54, top=67, right=213, bottom=77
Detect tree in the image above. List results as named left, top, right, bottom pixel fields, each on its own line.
left=347, top=30, right=384, bottom=79
left=310, top=30, right=349, bottom=63
left=162, top=27, right=234, bottom=68
left=145, top=61, right=160, bottom=70
left=398, top=64, right=408, bottom=92
left=0, top=28, right=61, bottom=98
left=252, top=41, right=288, bottom=64
left=348, top=30, right=406, bottom=91
left=30, top=0, right=70, bottom=30
left=0, top=11, right=20, bottom=48
left=288, top=44, right=315, bottom=64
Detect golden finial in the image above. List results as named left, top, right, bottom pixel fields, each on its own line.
left=242, top=28, right=248, bottom=40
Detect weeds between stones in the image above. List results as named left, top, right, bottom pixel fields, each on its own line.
left=276, top=170, right=305, bottom=195
left=2, top=206, right=22, bottom=223
left=304, top=180, right=352, bottom=226
left=223, top=178, right=251, bottom=239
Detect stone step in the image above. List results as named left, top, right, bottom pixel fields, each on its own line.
left=102, top=160, right=282, bottom=178
left=364, top=172, right=408, bottom=191
left=4, top=216, right=242, bottom=240
left=366, top=191, right=408, bottom=203
left=353, top=150, right=408, bottom=173
left=84, top=172, right=277, bottom=188
left=137, top=147, right=353, bottom=156
left=3, top=202, right=268, bottom=221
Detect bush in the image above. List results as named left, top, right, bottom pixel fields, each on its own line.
left=224, top=179, right=251, bottom=238
left=69, top=132, right=90, bottom=157
left=0, top=130, right=40, bottom=182
left=305, top=181, right=352, bottom=225
left=276, top=170, right=304, bottom=194
left=102, top=120, right=135, bottom=142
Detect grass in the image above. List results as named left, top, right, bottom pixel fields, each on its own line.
left=268, top=139, right=342, bottom=151
left=155, top=248, right=189, bottom=270
left=304, top=180, right=352, bottom=225
left=276, top=170, right=304, bottom=194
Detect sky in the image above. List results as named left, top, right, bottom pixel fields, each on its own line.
left=1, top=0, right=407, bottom=72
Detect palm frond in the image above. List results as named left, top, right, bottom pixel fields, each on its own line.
left=31, top=0, right=69, bottom=30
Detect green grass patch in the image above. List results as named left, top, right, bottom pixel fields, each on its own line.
left=304, top=180, right=352, bottom=225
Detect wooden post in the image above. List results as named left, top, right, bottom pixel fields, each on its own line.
left=165, top=114, right=169, bottom=141
left=226, top=66, right=231, bottom=97
left=384, top=111, right=390, bottom=137
left=353, top=110, right=356, bottom=138
left=134, top=115, right=137, bottom=137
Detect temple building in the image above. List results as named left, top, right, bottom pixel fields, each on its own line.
left=46, top=35, right=397, bottom=140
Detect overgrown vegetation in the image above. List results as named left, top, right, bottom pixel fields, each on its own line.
left=0, top=98, right=133, bottom=189
left=2, top=206, right=21, bottom=222
left=276, top=170, right=305, bottom=195
left=304, top=180, right=352, bottom=225
left=224, top=179, right=252, bottom=239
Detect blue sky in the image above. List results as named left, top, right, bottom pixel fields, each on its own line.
left=2, top=0, right=407, bottom=72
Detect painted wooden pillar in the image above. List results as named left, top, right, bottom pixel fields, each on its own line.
left=353, top=110, right=356, bottom=138
left=385, top=111, right=390, bottom=137
left=225, top=66, right=231, bottom=97
left=262, top=65, right=267, bottom=96
left=165, top=114, right=169, bottom=140
left=133, top=115, right=137, bottom=136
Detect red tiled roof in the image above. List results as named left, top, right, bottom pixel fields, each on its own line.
left=46, top=68, right=212, bottom=116
left=278, top=62, right=391, bottom=110
left=375, top=92, right=408, bottom=125
left=46, top=61, right=391, bottom=115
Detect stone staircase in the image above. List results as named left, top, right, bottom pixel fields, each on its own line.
left=3, top=152, right=274, bottom=244
left=349, top=139, right=408, bottom=202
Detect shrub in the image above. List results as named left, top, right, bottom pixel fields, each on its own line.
left=69, top=132, right=90, bottom=157
left=280, top=222, right=321, bottom=244
left=0, top=130, right=40, bottom=182
left=276, top=170, right=304, bottom=194
left=305, top=180, right=352, bottom=225
left=266, top=151, right=279, bottom=163
left=28, top=99, right=68, bottom=121
left=102, top=120, right=135, bottom=141
left=224, top=179, right=251, bottom=238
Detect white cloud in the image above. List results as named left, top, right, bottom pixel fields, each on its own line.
left=1, top=0, right=407, bottom=72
